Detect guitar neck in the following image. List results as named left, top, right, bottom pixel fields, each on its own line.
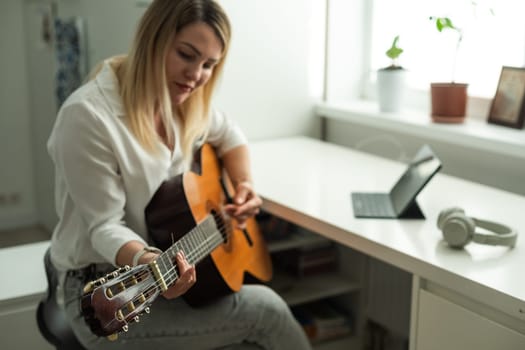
left=154, top=215, right=225, bottom=287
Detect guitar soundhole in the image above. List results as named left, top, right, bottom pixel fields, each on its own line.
left=210, top=209, right=229, bottom=243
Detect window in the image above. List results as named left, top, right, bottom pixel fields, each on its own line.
left=370, top=0, right=525, bottom=98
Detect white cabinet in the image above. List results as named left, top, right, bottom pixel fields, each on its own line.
left=414, top=288, right=525, bottom=350
left=0, top=241, right=51, bottom=349
left=0, top=297, right=53, bottom=350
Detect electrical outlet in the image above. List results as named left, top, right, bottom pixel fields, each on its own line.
left=9, top=193, right=21, bottom=205
left=0, top=192, right=21, bottom=206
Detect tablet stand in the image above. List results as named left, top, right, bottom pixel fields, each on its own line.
left=398, top=200, right=425, bottom=219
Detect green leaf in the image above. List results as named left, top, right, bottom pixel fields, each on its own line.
left=385, top=35, right=403, bottom=60
left=432, top=17, right=459, bottom=33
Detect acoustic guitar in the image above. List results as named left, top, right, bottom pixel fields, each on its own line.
left=81, top=143, right=273, bottom=338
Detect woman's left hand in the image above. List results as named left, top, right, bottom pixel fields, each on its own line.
left=223, top=181, right=262, bottom=229
left=161, top=251, right=197, bottom=299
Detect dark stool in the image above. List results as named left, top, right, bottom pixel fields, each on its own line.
left=36, top=248, right=86, bottom=350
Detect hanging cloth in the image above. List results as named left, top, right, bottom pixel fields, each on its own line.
left=54, top=17, right=84, bottom=107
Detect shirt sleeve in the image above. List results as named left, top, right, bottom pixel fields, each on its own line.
left=205, top=108, right=247, bottom=156
left=48, top=102, right=147, bottom=265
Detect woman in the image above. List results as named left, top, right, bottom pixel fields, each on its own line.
left=47, top=0, right=312, bottom=349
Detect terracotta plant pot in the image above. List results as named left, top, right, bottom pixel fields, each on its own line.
left=430, top=82, right=468, bottom=123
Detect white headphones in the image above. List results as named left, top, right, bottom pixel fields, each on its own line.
left=437, top=207, right=518, bottom=249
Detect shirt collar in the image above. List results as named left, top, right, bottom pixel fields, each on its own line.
left=95, top=59, right=126, bottom=117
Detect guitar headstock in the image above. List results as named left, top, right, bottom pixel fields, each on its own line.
left=81, top=264, right=161, bottom=338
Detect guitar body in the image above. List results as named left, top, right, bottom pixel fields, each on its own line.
left=145, top=144, right=272, bottom=307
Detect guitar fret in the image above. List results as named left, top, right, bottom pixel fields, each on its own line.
left=189, top=219, right=207, bottom=264
left=163, top=244, right=179, bottom=283
left=195, top=227, right=203, bottom=261
left=198, top=227, right=220, bottom=261
left=183, top=235, right=193, bottom=264
left=190, top=220, right=206, bottom=263
left=199, top=226, right=210, bottom=262
left=158, top=215, right=224, bottom=288
left=194, top=226, right=205, bottom=263
left=197, top=226, right=210, bottom=262
left=186, top=231, right=195, bottom=264
left=159, top=254, right=172, bottom=283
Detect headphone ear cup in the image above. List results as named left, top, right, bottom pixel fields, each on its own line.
left=437, top=207, right=465, bottom=230
left=441, top=212, right=475, bottom=249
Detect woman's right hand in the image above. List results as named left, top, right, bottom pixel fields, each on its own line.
left=159, top=251, right=197, bottom=299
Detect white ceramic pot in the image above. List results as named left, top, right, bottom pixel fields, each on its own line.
left=377, top=68, right=406, bottom=113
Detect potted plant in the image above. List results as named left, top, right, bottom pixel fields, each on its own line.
left=377, top=35, right=406, bottom=113
left=428, top=16, right=468, bottom=123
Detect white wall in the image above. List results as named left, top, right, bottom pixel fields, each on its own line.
left=0, top=0, right=38, bottom=230
left=0, top=0, right=325, bottom=232
left=325, top=0, right=370, bottom=102
left=56, top=0, right=146, bottom=67
left=216, top=0, right=325, bottom=140
left=59, top=0, right=326, bottom=140
left=23, top=0, right=60, bottom=232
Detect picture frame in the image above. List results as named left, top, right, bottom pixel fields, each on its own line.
left=488, top=66, right=525, bottom=129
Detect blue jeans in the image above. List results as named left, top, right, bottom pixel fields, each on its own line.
left=64, top=271, right=312, bottom=349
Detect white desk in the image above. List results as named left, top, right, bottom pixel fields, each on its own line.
left=0, top=241, right=49, bottom=304
left=250, top=136, right=525, bottom=349
left=0, top=241, right=52, bottom=349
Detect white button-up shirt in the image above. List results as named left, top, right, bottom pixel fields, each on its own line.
left=47, top=60, right=246, bottom=272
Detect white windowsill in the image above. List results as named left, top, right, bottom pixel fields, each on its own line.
left=316, top=100, right=525, bottom=160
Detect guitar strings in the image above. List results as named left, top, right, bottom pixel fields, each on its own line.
left=162, top=234, right=223, bottom=287
left=127, top=216, right=233, bottom=299
left=79, top=215, right=242, bottom=322
left=85, top=218, right=232, bottom=327
left=157, top=218, right=232, bottom=287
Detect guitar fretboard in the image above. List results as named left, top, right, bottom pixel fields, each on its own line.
left=154, top=215, right=225, bottom=287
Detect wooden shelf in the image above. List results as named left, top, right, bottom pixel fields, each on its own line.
left=267, top=271, right=361, bottom=307
left=266, top=230, right=330, bottom=253
left=313, top=334, right=362, bottom=350
left=263, top=215, right=364, bottom=349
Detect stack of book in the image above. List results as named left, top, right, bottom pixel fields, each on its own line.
left=258, top=212, right=294, bottom=242
left=292, top=300, right=353, bottom=342
left=273, top=241, right=338, bottom=277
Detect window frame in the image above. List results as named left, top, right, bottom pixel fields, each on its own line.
left=325, top=0, right=525, bottom=122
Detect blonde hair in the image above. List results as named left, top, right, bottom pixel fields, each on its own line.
left=109, top=0, right=231, bottom=160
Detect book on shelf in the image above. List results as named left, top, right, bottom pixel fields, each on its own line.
left=258, top=213, right=295, bottom=241
left=291, top=300, right=353, bottom=342
left=273, top=242, right=338, bottom=277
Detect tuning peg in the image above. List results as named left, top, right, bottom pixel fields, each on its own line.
left=93, top=277, right=106, bottom=287
left=82, top=281, right=94, bottom=293
left=122, top=324, right=129, bottom=332
left=134, top=315, right=140, bottom=323
left=145, top=307, right=151, bottom=314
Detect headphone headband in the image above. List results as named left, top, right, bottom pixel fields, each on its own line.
left=438, top=207, right=518, bottom=249
left=471, top=218, right=517, bottom=247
